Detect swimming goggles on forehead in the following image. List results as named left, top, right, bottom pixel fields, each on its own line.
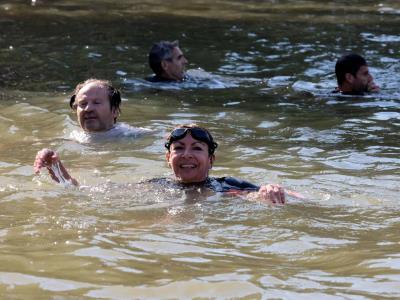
left=165, top=127, right=218, bottom=154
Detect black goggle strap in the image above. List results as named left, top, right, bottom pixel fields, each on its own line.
left=165, top=128, right=217, bottom=154
left=164, top=128, right=189, bottom=150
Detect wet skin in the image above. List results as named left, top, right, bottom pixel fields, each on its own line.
left=342, top=65, right=380, bottom=93
left=161, top=47, right=188, bottom=81
left=165, top=133, right=214, bottom=183
left=75, top=83, right=117, bottom=132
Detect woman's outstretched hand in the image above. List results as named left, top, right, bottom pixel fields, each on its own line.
left=34, top=148, right=59, bottom=175
left=34, top=148, right=78, bottom=186
left=248, top=184, right=286, bottom=204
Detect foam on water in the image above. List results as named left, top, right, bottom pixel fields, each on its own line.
left=68, top=123, right=153, bottom=143
left=361, top=32, right=400, bottom=43
left=47, top=160, right=77, bottom=187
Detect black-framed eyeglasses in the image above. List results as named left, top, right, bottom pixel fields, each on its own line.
left=165, top=127, right=218, bottom=155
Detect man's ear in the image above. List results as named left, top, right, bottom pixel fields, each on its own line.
left=209, top=154, right=215, bottom=169
left=111, top=107, right=119, bottom=119
left=345, top=73, right=354, bottom=83
left=165, top=151, right=171, bottom=168
left=161, top=60, right=169, bottom=72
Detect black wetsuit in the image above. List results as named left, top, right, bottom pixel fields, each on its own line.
left=147, top=177, right=260, bottom=193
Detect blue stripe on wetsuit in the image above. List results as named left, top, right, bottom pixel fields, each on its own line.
left=207, top=177, right=260, bottom=192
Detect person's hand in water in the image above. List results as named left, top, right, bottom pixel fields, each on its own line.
left=247, top=184, right=286, bottom=204
left=34, top=148, right=58, bottom=174
left=34, top=148, right=78, bottom=186
left=247, top=184, right=305, bottom=205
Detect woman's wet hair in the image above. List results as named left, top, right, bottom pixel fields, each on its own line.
left=69, top=79, right=121, bottom=122
left=335, top=53, right=367, bottom=85
left=149, top=40, right=179, bottom=76
left=165, top=124, right=218, bottom=155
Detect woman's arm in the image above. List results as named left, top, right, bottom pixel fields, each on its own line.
left=213, top=177, right=304, bottom=204
left=34, top=148, right=79, bottom=186
left=214, top=177, right=285, bottom=204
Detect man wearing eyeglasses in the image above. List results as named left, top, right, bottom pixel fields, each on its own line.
left=146, top=40, right=188, bottom=82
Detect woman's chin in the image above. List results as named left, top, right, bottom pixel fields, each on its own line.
left=175, top=175, right=207, bottom=184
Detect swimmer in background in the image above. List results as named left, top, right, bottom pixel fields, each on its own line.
left=334, top=53, right=380, bottom=95
left=146, top=40, right=188, bottom=82
left=34, top=124, right=302, bottom=204
left=68, top=78, right=151, bottom=141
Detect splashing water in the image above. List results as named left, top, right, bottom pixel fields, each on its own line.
left=50, top=161, right=74, bottom=187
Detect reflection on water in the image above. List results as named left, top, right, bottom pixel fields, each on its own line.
left=0, top=0, right=400, bottom=298
left=123, top=68, right=247, bottom=91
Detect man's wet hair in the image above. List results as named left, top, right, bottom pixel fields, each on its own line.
left=335, top=53, right=367, bottom=86
left=69, top=79, right=121, bottom=123
left=148, top=40, right=179, bottom=76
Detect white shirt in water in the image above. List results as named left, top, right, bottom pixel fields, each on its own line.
left=69, top=122, right=152, bottom=143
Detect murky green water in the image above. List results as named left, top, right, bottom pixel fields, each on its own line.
left=1, top=0, right=399, bottom=298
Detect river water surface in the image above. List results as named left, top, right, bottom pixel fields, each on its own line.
left=0, top=0, right=399, bottom=299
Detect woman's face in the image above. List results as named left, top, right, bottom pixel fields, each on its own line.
left=166, top=133, right=215, bottom=183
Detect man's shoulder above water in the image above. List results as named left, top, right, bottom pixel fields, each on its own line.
left=69, top=123, right=153, bottom=143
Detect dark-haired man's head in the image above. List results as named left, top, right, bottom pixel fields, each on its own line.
left=148, top=41, right=188, bottom=81
left=335, top=53, right=379, bottom=94
left=69, top=79, right=121, bottom=132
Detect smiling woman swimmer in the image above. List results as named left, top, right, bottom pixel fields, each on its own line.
left=34, top=124, right=303, bottom=205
